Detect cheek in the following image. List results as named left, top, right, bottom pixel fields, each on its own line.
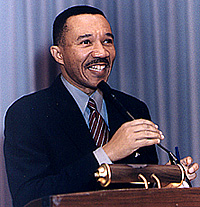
left=64, top=52, right=80, bottom=67
left=111, top=48, right=116, bottom=59
left=70, top=50, right=88, bottom=66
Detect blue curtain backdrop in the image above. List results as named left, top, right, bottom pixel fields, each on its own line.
left=1, top=0, right=200, bottom=206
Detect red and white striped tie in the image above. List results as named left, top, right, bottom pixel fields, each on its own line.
left=88, top=98, right=109, bottom=147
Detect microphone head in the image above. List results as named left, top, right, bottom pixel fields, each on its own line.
left=97, top=80, right=111, bottom=93
left=97, top=81, right=113, bottom=100
left=97, top=80, right=115, bottom=101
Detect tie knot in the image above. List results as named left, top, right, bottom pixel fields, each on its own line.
left=88, top=98, right=97, bottom=111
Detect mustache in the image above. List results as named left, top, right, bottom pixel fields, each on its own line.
left=84, top=58, right=110, bottom=68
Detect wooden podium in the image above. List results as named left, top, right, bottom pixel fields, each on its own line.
left=25, top=164, right=199, bottom=206
left=25, top=187, right=200, bottom=207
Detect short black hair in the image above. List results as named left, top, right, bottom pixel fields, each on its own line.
left=53, top=5, right=106, bottom=46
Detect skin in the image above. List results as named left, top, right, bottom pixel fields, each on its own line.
left=51, top=14, right=116, bottom=95
left=50, top=14, right=198, bottom=180
left=167, top=156, right=199, bottom=181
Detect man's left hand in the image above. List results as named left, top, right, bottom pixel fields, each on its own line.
left=180, top=156, right=199, bottom=181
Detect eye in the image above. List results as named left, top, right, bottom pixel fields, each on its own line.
left=80, top=40, right=91, bottom=45
left=103, top=39, right=113, bottom=44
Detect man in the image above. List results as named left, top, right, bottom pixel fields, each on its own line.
left=4, top=5, right=198, bottom=207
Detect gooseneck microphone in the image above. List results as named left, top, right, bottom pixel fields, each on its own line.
left=157, top=143, right=180, bottom=165
left=97, top=80, right=177, bottom=161
left=97, top=80, right=134, bottom=121
left=97, top=80, right=192, bottom=187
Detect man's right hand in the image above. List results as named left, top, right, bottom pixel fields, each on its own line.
left=103, top=119, right=164, bottom=162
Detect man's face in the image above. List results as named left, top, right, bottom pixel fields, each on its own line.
left=58, top=14, right=116, bottom=95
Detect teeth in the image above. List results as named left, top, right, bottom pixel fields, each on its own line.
left=89, top=65, right=106, bottom=71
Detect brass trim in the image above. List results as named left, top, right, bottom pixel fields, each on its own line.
left=151, top=173, right=161, bottom=188
left=94, top=163, right=111, bottom=187
left=177, top=164, right=185, bottom=185
left=138, top=174, right=148, bottom=189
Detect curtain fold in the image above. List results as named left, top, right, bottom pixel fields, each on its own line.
left=1, top=1, right=200, bottom=206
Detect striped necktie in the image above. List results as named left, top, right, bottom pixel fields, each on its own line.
left=87, top=98, right=109, bottom=147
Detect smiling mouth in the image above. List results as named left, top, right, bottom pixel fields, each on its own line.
left=84, top=58, right=110, bottom=72
left=88, top=64, right=107, bottom=72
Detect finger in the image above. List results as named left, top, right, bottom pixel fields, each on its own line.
left=130, top=119, right=158, bottom=129
left=180, top=156, right=193, bottom=166
left=134, top=130, right=164, bottom=141
left=180, top=161, right=199, bottom=181
left=185, top=164, right=197, bottom=181
left=165, top=160, right=171, bottom=165
left=188, top=163, right=199, bottom=174
left=130, top=119, right=164, bottom=138
left=187, top=172, right=196, bottom=181
left=133, top=125, right=162, bottom=133
left=122, top=120, right=164, bottom=141
left=135, top=137, right=161, bottom=148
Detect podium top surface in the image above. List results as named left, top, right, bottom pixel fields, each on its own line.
left=25, top=187, right=200, bottom=207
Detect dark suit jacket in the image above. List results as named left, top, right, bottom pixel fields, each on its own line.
left=4, top=75, right=158, bottom=207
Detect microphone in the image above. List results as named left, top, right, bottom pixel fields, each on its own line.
left=97, top=80, right=192, bottom=187
left=97, top=80, right=134, bottom=121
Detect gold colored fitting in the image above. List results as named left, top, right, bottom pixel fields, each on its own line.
left=138, top=174, right=148, bottom=189
left=151, top=173, right=161, bottom=188
left=94, top=163, right=111, bottom=187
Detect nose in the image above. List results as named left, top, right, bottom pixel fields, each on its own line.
left=91, top=42, right=109, bottom=58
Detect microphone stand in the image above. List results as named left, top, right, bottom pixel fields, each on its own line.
left=97, top=80, right=192, bottom=187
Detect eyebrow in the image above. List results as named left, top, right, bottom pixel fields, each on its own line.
left=106, top=33, right=114, bottom=40
left=77, top=34, right=92, bottom=41
left=77, top=33, right=114, bottom=41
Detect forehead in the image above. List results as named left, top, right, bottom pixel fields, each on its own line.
left=66, top=14, right=112, bottom=36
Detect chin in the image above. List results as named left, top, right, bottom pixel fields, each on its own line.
left=85, top=77, right=108, bottom=90
left=94, top=79, right=107, bottom=87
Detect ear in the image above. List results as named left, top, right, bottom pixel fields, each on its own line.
left=50, top=46, right=64, bottom=65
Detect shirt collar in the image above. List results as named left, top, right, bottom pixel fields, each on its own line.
left=61, top=75, right=103, bottom=114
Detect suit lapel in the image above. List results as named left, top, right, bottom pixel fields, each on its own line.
left=104, top=96, right=127, bottom=138
left=49, top=76, right=97, bottom=155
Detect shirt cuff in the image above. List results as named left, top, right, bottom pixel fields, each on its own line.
left=93, top=147, right=113, bottom=165
left=178, top=181, right=190, bottom=188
